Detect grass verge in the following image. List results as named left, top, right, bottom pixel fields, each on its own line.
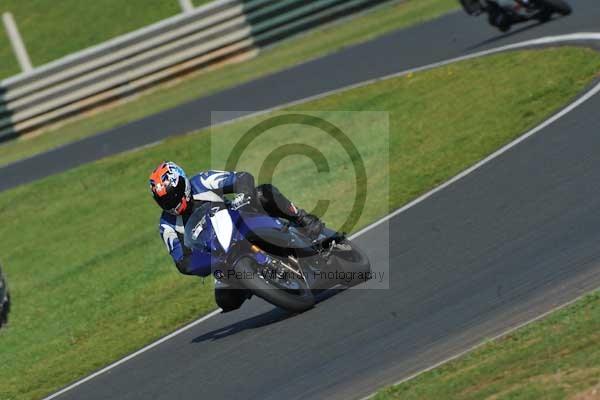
left=373, top=291, right=600, bottom=400
left=0, top=47, right=598, bottom=400
left=0, top=0, right=459, bottom=167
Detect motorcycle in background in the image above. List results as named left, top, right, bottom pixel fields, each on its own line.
left=460, top=0, right=572, bottom=32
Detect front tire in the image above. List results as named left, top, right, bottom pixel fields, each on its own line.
left=537, top=0, right=572, bottom=15
left=234, top=257, right=315, bottom=313
left=332, top=240, right=371, bottom=287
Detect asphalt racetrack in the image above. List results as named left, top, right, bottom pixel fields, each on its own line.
left=35, top=1, right=600, bottom=399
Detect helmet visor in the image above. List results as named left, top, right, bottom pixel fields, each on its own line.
left=153, top=177, right=187, bottom=213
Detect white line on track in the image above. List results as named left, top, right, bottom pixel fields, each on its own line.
left=41, top=309, right=223, bottom=400
left=351, top=74, right=600, bottom=240
left=188, top=33, right=600, bottom=136
left=358, top=289, right=596, bottom=400
left=42, top=33, right=600, bottom=400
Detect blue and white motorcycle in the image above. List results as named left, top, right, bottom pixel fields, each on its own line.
left=184, top=195, right=371, bottom=312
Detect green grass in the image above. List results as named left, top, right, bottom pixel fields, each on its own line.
left=0, top=0, right=459, bottom=167
left=1, top=47, right=599, bottom=400
left=374, top=291, right=600, bottom=400
left=0, top=1, right=181, bottom=80
left=0, top=22, right=20, bottom=80
left=0, top=0, right=216, bottom=80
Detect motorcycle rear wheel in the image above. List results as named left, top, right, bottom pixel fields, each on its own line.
left=488, top=11, right=511, bottom=32
left=234, top=257, right=315, bottom=312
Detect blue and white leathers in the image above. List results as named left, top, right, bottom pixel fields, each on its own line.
left=158, top=170, right=250, bottom=276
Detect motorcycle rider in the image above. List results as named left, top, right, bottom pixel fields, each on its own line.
left=149, top=161, right=325, bottom=312
left=461, top=0, right=532, bottom=31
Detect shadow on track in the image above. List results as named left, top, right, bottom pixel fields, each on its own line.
left=191, top=288, right=345, bottom=343
left=466, top=19, right=551, bottom=51
left=192, top=307, right=294, bottom=343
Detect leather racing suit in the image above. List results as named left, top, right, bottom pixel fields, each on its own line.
left=158, top=170, right=320, bottom=312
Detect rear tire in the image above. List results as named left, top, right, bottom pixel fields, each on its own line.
left=234, top=257, right=315, bottom=313
left=537, top=0, right=572, bottom=15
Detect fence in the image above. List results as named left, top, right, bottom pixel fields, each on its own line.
left=0, top=0, right=392, bottom=141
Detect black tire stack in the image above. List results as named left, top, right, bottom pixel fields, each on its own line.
left=0, top=263, right=10, bottom=329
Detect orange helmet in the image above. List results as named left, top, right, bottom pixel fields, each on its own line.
left=149, top=161, right=191, bottom=215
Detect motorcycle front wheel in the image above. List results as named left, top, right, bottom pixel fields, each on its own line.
left=331, top=240, right=372, bottom=287
left=537, top=0, right=572, bottom=15
left=234, top=257, right=315, bottom=313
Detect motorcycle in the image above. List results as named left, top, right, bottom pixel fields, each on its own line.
left=460, top=0, right=572, bottom=32
left=0, top=262, right=10, bottom=328
left=183, top=195, right=372, bottom=312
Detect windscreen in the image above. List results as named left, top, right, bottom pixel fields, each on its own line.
left=183, top=205, right=212, bottom=250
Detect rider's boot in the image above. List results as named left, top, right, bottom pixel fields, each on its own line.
left=295, top=209, right=325, bottom=241
left=256, top=184, right=326, bottom=240
left=215, top=280, right=252, bottom=313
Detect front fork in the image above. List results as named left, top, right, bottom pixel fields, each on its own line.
left=247, top=244, right=308, bottom=284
